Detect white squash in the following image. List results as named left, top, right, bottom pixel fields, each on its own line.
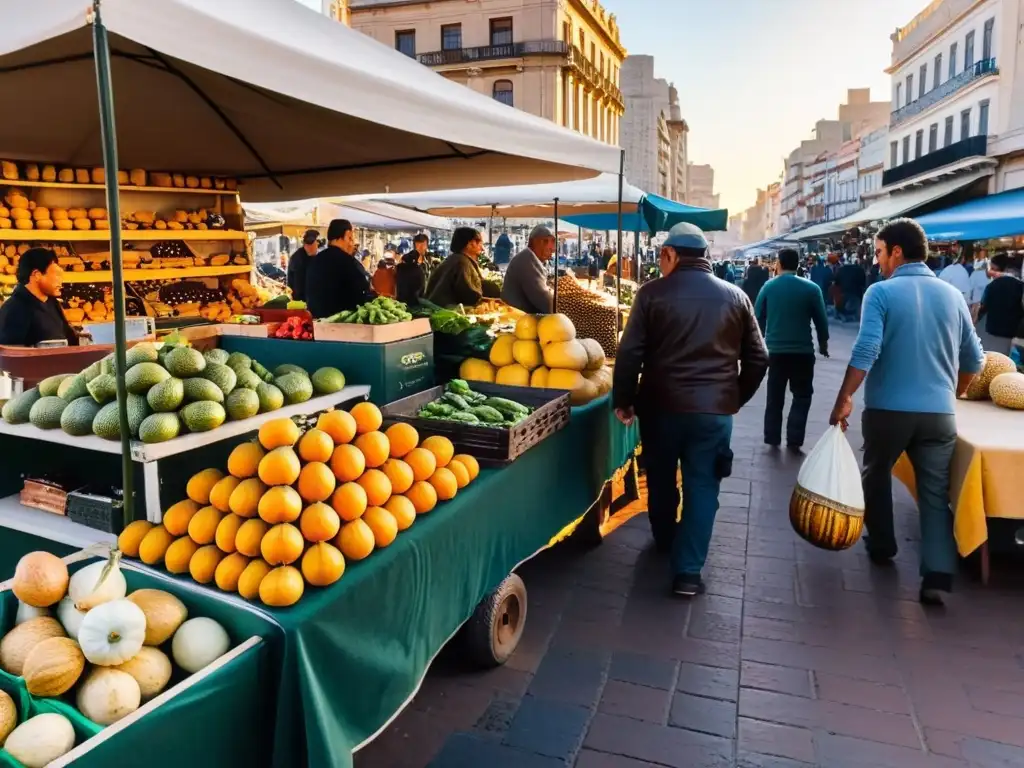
left=14, top=600, right=50, bottom=626
left=69, top=550, right=126, bottom=612
left=114, top=646, right=172, bottom=699
left=171, top=617, right=230, bottom=674
left=76, top=668, right=141, bottom=725
left=77, top=599, right=146, bottom=666
left=4, top=713, right=76, bottom=768
left=56, top=596, right=87, bottom=640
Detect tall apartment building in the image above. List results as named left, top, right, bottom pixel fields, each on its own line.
left=687, top=163, right=718, bottom=210
left=348, top=0, right=626, bottom=145
left=666, top=86, right=689, bottom=202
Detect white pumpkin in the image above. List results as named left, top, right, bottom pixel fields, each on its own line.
left=68, top=551, right=127, bottom=612
left=4, top=713, right=76, bottom=768
left=56, top=596, right=87, bottom=641
left=78, top=599, right=146, bottom=666
left=14, top=600, right=50, bottom=626
left=171, top=617, right=230, bottom=674
left=76, top=668, right=141, bottom=726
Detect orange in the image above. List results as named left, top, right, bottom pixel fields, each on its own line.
left=317, top=410, right=357, bottom=445
left=420, top=436, right=454, bottom=468
left=188, top=506, right=225, bottom=545
left=258, top=485, right=303, bottom=524
left=164, top=536, right=200, bottom=574
left=384, top=495, right=417, bottom=531
left=301, top=542, right=345, bottom=587
left=452, top=454, right=479, bottom=482
left=299, top=502, right=341, bottom=542
left=362, top=506, right=398, bottom=548
left=227, top=441, right=265, bottom=479
left=186, top=468, right=223, bottom=505
left=447, top=459, right=471, bottom=490
left=406, top=481, right=437, bottom=515
left=357, top=468, right=392, bottom=507
left=404, top=447, right=437, bottom=482
left=384, top=422, right=419, bottom=458
left=298, top=429, right=334, bottom=463
left=139, top=526, right=175, bottom=566
left=259, top=565, right=305, bottom=607
left=261, top=523, right=305, bottom=566
left=117, top=520, right=154, bottom=558
left=214, top=552, right=250, bottom=592
left=334, top=519, right=375, bottom=561
left=331, top=482, right=368, bottom=521
left=229, top=478, right=267, bottom=519
left=350, top=401, right=382, bottom=434
left=258, top=418, right=300, bottom=450
left=162, top=499, right=200, bottom=537
left=258, top=446, right=301, bottom=486
left=235, top=518, right=270, bottom=558
left=330, top=444, right=366, bottom=483
left=381, top=459, right=413, bottom=495
left=237, top=558, right=273, bottom=600
left=209, top=476, right=242, bottom=513
left=215, top=513, right=246, bottom=554
left=189, top=545, right=225, bottom=584
left=297, top=461, right=336, bottom=504
left=428, top=468, right=458, bottom=501
left=354, top=431, right=390, bottom=469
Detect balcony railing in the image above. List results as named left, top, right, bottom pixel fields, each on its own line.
left=891, top=58, right=998, bottom=127
left=417, top=40, right=567, bottom=67
left=567, top=46, right=623, bottom=106
left=881, top=134, right=987, bottom=187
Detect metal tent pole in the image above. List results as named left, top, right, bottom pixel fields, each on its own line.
left=92, top=0, right=134, bottom=527
left=616, top=150, right=624, bottom=334
left=552, top=198, right=559, bottom=312
left=488, top=205, right=495, bottom=257
left=634, top=225, right=640, bottom=283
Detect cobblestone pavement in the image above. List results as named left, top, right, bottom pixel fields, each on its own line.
left=356, top=323, right=1024, bottom=768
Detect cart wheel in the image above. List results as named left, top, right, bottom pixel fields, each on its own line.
left=463, top=573, right=527, bottom=668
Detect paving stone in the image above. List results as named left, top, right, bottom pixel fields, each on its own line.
left=668, top=691, right=737, bottom=738
left=608, top=651, right=678, bottom=691
left=574, top=750, right=657, bottom=767
left=501, top=696, right=591, bottom=761
left=676, top=662, right=739, bottom=701
left=429, top=732, right=566, bottom=768
left=814, top=672, right=910, bottom=714
left=736, top=751, right=816, bottom=768
left=527, top=647, right=609, bottom=708
left=737, top=718, right=815, bottom=763
left=582, top=712, right=733, bottom=768
left=740, top=661, right=813, bottom=698
left=598, top=680, right=671, bottom=723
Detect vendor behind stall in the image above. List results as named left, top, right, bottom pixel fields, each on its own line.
left=425, top=227, right=501, bottom=308
left=286, top=229, right=321, bottom=302
left=305, top=219, right=375, bottom=318
left=502, top=224, right=554, bottom=314
left=396, top=235, right=428, bottom=306
left=0, top=247, right=79, bottom=347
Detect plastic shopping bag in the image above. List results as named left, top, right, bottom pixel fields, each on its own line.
left=789, top=426, right=865, bottom=551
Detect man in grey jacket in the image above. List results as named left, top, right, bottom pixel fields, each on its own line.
left=502, top=225, right=555, bottom=314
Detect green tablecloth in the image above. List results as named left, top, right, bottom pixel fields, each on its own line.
left=263, top=394, right=638, bottom=767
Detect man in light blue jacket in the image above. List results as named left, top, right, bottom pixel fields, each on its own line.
left=829, top=218, right=984, bottom=607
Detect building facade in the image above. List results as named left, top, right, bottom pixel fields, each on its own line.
left=321, top=0, right=350, bottom=24
left=687, top=163, right=718, bottom=210
left=823, top=139, right=861, bottom=222
left=349, top=0, right=626, bottom=145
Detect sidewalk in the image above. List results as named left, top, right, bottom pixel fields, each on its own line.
left=356, top=323, right=1024, bottom=768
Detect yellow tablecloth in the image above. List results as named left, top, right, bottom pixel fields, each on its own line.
left=893, top=400, right=1024, bottom=556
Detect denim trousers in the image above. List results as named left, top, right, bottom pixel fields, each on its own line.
left=640, top=411, right=734, bottom=576
left=764, top=353, right=815, bottom=447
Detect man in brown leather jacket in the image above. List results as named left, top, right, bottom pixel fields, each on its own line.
left=613, top=223, right=769, bottom=596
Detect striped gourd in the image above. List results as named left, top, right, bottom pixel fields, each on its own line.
left=789, top=485, right=864, bottom=551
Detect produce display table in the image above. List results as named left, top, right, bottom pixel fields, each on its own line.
left=893, top=399, right=1024, bottom=579
left=256, top=394, right=637, bottom=768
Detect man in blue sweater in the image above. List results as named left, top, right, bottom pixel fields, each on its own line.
left=829, top=219, right=984, bottom=606
left=754, top=248, right=829, bottom=449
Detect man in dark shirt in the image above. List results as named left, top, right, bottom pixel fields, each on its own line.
left=977, top=253, right=1024, bottom=355
left=286, top=229, right=321, bottom=302
left=836, top=258, right=867, bottom=322
left=0, top=247, right=79, bottom=347
left=742, top=257, right=770, bottom=305
left=305, top=219, right=374, bottom=319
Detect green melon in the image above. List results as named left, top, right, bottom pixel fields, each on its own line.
left=201, top=363, right=237, bottom=396
left=274, top=364, right=309, bottom=379
left=92, top=402, right=122, bottom=440
left=226, top=352, right=252, bottom=372
left=164, top=347, right=207, bottom=378
left=60, top=397, right=102, bottom=436
left=181, top=401, right=226, bottom=433
left=275, top=373, right=313, bottom=405
left=38, top=374, right=73, bottom=398
left=182, top=378, right=225, bottom=404
left=147, top=378, right=185, bottom=413
left=127, top=394, right=151, bottom=437
left=125, top=362, right=171, bottom=394
left=251, top=360, right=275, bottom=383
left=87, top=374, right=118, bottom=404
left=2, top=388, right=41, bottom=425
left=225, top=389, right=260, bottom=421
left=58, top=374, right=89, bottom=402
left=236, top=369, right=264, bottom=391
left=125, top=343, right=159, bottom=368
left=29, top=396, right=69, bottom=430
left=311, top=367, right=345, bottom=395
left=138, top=413, right=182, bottom=444
left=256, top=383, right=284, bottom=413
left=80, top=361, right=102, bottom=383
left=204, top=349, right=230, bottom=366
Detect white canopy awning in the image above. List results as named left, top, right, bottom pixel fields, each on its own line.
left=0, top=0, right=621, bottom=202
left=794, top=171, right=991, bottom=241
left=343, top=173, right=646, bottom=218
left=245, top=200, right=451, bottom=233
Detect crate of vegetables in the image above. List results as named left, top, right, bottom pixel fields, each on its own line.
left=381, top=379, right=569, bottom=466
left=314, top=297, right=431, bottom=344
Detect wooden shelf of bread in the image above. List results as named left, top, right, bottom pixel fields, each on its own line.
left=1, top=161, right=238, bottom=193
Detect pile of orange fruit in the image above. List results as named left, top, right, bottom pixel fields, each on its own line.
left=117, top=401, right=480, bottom=607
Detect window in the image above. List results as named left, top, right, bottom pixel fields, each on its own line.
left=919, top=64, right=927, bottom=97
left=493, top=80, right=513, bottom=107
left=578, top=29, right=585, bottom=51
left=562, top=21, right=571, bottom=43
left=906, top=73, right=914, bottom=101
left=590, top=42, right=596, bottom=62
left=982, top=18, right=994, bottom=60
left=895, top=83, right=902, bottom=108
left=394, top=30, right=415, bottom=58
left=934, top=53, right=943, bottom=88
left=944, top=115, right=954, bottom=146
left=915, top=129, right=924, bottom=159
left=961, top=108, right=971, bottom=139
left=965, top=30, right=975, bottom=69
left=902, top=135, right=911, bottom=164
left=441, top=24, right=462, bottom=51
left=949, top=42, right=958, bottom=78
left=929, top=123, right=938, bottom=153
left=890, top=141, right=898, bottom=167
left=979, top=99, right=990, bottom=135
left=489, top=18, right=512, bottom=47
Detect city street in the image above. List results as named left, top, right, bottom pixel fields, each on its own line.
left=357, top=323, right=1024, bottom=768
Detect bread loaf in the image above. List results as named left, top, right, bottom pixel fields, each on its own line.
left=58, top=169, right=74, bottom=183
left=41, top=165, right=57, bottom=182
left=54, top=219, right=74, bottom=231
left=25, top=164, right=39, bottom=181
left=75, top=169, right=90, bottom=184
left=32, top=207, right=49, bottom=221
left=14, top=219, right=32, bottom=230
left=74, top=218, right=92, bottom=230
left=1, top=161, right=18, bottom=180
left=130, top=169, right=147, bottom=186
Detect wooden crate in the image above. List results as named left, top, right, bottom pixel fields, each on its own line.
left=216, top=322, right=270, bottom=338
left=381, top=382, right=569, bottom=466
left=313, top=317, right=431, bottom=344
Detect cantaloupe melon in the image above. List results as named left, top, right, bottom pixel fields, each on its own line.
left=512, top=340, right=543, bottom=371
left=965, top=351, right=1017, bottom=400
left=990, top=371, right=1024, bottom=410
left=542, top=339, right=589, bottom=371
left=537, top=313, right=576, bottom=345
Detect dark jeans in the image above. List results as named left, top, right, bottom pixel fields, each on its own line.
left=764, top=353, right=815, bottom=447
left=837, top=292, right=862, bottom=321
left=861, top=409, right=957, bottom=583
left=640, top=412, right=734, bottom=576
